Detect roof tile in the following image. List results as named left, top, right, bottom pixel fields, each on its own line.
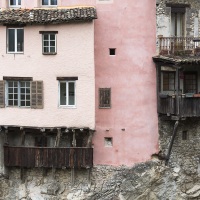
left=0, top=7, right=97, bottom=25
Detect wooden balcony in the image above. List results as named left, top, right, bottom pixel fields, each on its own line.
left=158, top=36, right=200, bottom=56
left=158, top=95, right=200, bottom=117
left=4, top=146, right=93, bottom=168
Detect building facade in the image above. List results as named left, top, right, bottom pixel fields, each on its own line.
left=0, top=0, right=166, bottom=199
left=0, top=0, right=96, bottom=175
left=93, top=0, right=158, bottom=166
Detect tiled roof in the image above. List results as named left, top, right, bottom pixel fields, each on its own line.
left=153, top=55, right=200, bottom=66
left=0, top=7, right=97, bottom=25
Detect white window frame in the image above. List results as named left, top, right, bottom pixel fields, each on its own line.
left=5, top=81, right=31, bottom=107
left=7, top=28, right=24, bottom=54
left=42, top=33, right=57, bottom=54
left=42, top=0, right=57, bottom=6
left=9, top=0, right=21, bottom=7
left=58, top=81, right=76, bottom=108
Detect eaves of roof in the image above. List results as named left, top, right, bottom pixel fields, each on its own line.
left=0, top=7, right=97, bottom=25
left=153, top=55, right=200, bottom=66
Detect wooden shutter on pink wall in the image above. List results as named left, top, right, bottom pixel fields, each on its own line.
left=99, top=88, right=111, bottom=108
left=31, top=81, right=43, bottom=109
left=0, top=81, right=5, bottom=108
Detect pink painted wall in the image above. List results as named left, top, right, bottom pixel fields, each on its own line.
left=93, top=0, right=159, bottom=166
left=0, top=23, right=95, bottom=128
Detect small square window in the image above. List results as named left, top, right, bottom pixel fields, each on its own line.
left=109, top=48, right=116, bottom=55
left=42, top=0, right=57, bottom=6
left=7, top=28, right=24, bottom=53
left=104, top=137, right=113, bottom=147
left=99, top=88, right=111, bottom=108
left=9, top=0, right=21, bottom=7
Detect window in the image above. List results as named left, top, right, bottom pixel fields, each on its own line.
left=7, top=28, right=24, bottom=53
left=99, top=88, right=111, bottom=108
left=104, top=137, right=113, bottom=147
left=39, top=31, right=57, bottom=54
left=166, top=4, right=187, bottom=37
left=59, top=81, right=76, bottom=107
left=109, top=48, right=116, bottom=55
left=9, top=0, right=21, bottom=7
left=0, top=78, right=43, bottom=109
left=6, top=81, right=30, bottom=107
left=42, top=0, right=57, bottom=6
left=163, top=72, right=175, bottom=91
left=184, top=72, right=197, bottom=93
left=171, top=12, right=184, bottom=37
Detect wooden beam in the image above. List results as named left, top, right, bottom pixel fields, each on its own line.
left=54, top=128, right=61, bottom=147
left=56, top=77, right=78, bottom=81
left=87, top=130, right=93, bottom=148
left=175, top=68, right=180, bottom=116
left=20, top=128, right=25, bottom=146
left=20, top=128, right=26, bottom=182
left=3, top=76, right=33, bottom=81
left=165, top=120, right=179, bottom=165
left=52, top=128, right=62, bottom=179
left=71, top=130, right=76, bottom=185
left=4, top=129, right=8, bottom=145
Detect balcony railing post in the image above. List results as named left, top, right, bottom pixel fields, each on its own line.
left=158, top=35, right=163, bottom=54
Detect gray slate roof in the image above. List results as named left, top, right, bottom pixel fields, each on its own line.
left=0, top=7, right=97, bottom=25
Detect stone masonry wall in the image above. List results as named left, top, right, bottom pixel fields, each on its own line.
left=1, top=118, right=200, bottom=199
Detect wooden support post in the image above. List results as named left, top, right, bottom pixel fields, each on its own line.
left=20, top=127, right=25, bottom=146
left=175, top=68, right=180, bottom=116
left=4, top=129, right=8, bottom=145
left=3, top=129, right=9, bottom=178
left=87, top=130, right=93, bottom=148
left=54, top=128, right=61, bottom=147
left=165, top=120, right=179, bottom=165
left=71, top=129, right=76, bottom=185
left=52, top=128, right=62, bottom=178
left=156, top=65, right=161, bottom=113
left=72, top=130, right=76, bottom=147
left=20, top=128, right=26, bottom=183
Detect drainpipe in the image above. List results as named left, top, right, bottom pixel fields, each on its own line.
left=165, top=120, right=179, bottom=165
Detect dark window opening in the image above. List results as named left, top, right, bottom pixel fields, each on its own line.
left=109, top=48, right=116, bottom=55
left=184, top=72, right=197, bottom=93
left=163, top=71, right=175, bottom=91
left=35, top=136, right=47, bottom=147
left=104, top=137, right=113, bottom=147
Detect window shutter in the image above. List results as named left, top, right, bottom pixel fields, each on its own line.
left=31, top=81, right=43, bottom=109
left=99, top=88, right=111, bottom=108
left=0, top=81, right=5, bottom=108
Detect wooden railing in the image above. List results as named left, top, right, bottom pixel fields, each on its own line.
left=158, top=36, right=200, bottom=56
left=4, top=146, right=93, bottom=168
left=158, top=95, right=200, bottom=117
